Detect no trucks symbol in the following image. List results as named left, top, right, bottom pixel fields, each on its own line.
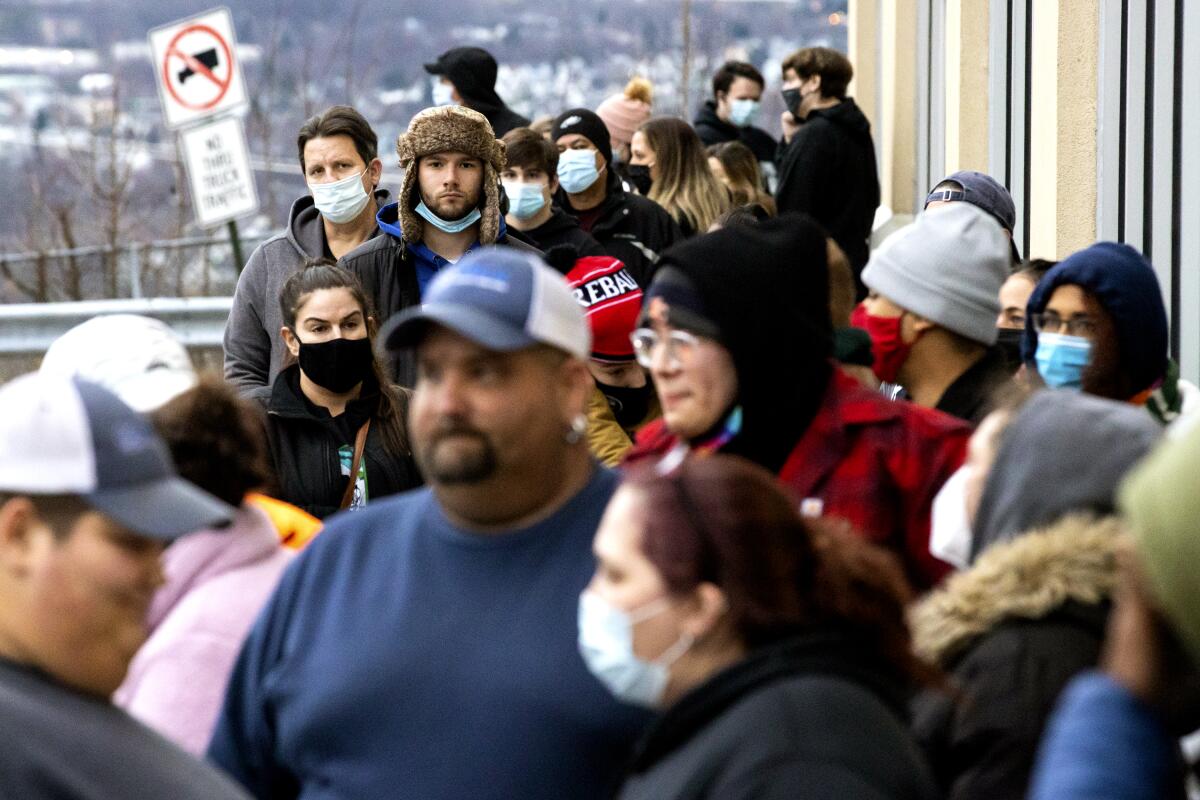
left=148, top=8, right=248, bottom=129
left=164, top=25, right=233, bottom=111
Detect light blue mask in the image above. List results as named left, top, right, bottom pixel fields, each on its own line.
left=415, top=200, right=481, bottom=234
left=431, top=81, right=456, bottom=107
left=577, top=590, right=693, bottom=708
left=504, top=181, right=547, bottom=221
left=729, top=98, right=760, bottom=127
left=1035, top=332, right=1092, bottom=390
left=557, top=149, right=602, bottom=194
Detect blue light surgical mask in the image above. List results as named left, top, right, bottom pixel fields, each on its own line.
left=558, top=149, right=602, bottom=194
left=1035, top=332, right=1092, bottom=390
left=309, top=170, right=371, bottom=224
left=503, top=181, right=548, bottom=221
left=577, top=590, right=693, bottom=709
left=729, top=98, right=760, bottom=127
left=415, top=200, right=482, bottom=234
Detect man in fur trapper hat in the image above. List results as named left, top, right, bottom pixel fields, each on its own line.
left=339, top=105, right=541, bottom=387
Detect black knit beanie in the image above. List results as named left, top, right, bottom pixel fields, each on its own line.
left=551, top=108, right=613, bottom=165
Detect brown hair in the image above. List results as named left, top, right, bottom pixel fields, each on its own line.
left=826, top=238, right=856, bottom=327
left=639, top=117, right=731, bottom=233
left=297, top=105, right=379, bottom=172
left=782, top=47, right=854, bottom=100
left=501, top=127, right=560, bottom=176
left=627, top=456, right=929, bottom=685
left=712, top=60, right=765, bottom=97
left=707, top=141, right=776, bottom=214
left=150, top=378, right=272, bottom=506
left=279, top=258, right=411, bottom=458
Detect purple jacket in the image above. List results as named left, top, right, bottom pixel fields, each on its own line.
left=114, top=505, right=292, bottom=756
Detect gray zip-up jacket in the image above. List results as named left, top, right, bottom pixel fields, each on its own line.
left=222, top=191, right=390, bottom=402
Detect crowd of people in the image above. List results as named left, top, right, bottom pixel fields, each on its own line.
left=1, top=41, right=1198, bottom=800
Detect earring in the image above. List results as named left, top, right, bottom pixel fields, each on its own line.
left=565, top=413, right=588, bottom=445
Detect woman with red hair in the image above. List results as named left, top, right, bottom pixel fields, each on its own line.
left=579, top=456, right=938, bottom=799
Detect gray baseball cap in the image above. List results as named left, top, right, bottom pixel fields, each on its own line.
left=0, top=372, right=233, bottom=540
left=927, top=170, right=1020, bottom=261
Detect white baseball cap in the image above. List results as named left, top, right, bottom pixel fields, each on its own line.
left=40, top=314, right=197, bottom=413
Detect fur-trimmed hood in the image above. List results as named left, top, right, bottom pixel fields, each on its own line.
left=911, top=514, right=1124, bottom=666
left=395, top=105, right=507, bottom=246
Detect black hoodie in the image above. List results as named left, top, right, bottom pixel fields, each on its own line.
left=514, top=207, right=606, bottom=260
left=775, top=98, right=880, bottom=281
left=692, top=100, right=778, bottom=167
left=649, top=214, right=834, bottom=473
left=265, top=365, right=422, bottom=519
left=425, top=47, right=530, bottom=137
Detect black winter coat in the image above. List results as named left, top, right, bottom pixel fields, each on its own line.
left=519, top=208, right=607, bottom=260
left=264, top=366, right=423, bottom=519
left=693, top=101, right=778, bottom=168
left=909, top=517, right=1121, bottom=800
left=338, top=227, right=541, bottom=387
left=556, top=170, right=682, bottom=287
left=775, top=99, right=880, bottom=281
left=617, top=631, right=939, bottom=800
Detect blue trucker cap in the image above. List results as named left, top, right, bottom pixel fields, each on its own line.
left=0, top=372, right=233, bottom=540
left=382, top=247, right=590, bottom=359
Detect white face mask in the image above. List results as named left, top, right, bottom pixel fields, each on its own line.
left=577, top=590, right=693, bottom=708
left=930, top=464, right=972, bottom=570
left=309, top=170, right=371, bottom=224
left=432, top=80, right=456, bottom=107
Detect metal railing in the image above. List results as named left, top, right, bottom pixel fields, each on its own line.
left=0, top=234, right=266, bottom=302
left=0, top=296, right=233, bottom=354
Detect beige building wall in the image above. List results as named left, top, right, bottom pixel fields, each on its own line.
left=851, top=0, right=1100, bottom=258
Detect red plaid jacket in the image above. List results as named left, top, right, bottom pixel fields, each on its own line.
left=626, top=368, right=970, bottom=590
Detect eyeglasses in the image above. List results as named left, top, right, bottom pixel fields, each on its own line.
left=630, top=327, right=701, bottom=369
left=1032, top=312, right=1096, bottom=338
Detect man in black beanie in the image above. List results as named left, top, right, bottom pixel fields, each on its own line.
left=625, top=215, right=971, bottom=590
left=551, top=108, right=681, bottom=286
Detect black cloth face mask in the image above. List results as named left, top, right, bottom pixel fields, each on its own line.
left=781, top=88, right=803, bottom=119
left=597, top=380, right=652, bottom=430
left=297, top=336, right=375, bottom=394
left=994, top=327, right=1025, bottom=373
left=626, top=164, right=653, bottom=197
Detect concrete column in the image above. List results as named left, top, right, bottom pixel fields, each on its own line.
left=943, top=0, right=991, bottom=173
left=879, top=0, right=919, bottom=216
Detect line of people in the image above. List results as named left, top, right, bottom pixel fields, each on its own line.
left=0, top=42, right=1196, bottom=800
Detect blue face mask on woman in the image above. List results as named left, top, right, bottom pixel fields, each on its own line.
left=1035, top=332, right=1092, bottom=390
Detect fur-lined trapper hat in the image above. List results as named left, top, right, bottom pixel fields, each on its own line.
left=395, top=105, right=507, bottom=245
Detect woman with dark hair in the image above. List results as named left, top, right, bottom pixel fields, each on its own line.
left=114, top=378, right=293, bottom=755
left=580, top=456, right=939, bottom=800
left=267, top=258, right=422, bottom=518
left=630, top=117, right=731, bottom=236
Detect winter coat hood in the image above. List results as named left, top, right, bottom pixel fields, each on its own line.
left=912, top=514, right=1123, bottom=667
left=807, top=97, right=872, bottom=139
left=970, top=389, right=1160, bottom=560
left=1022, top=242, right=1169, bottom=394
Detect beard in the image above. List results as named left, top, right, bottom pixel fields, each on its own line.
left=425, top=188, right=480, bottom=221
left=417, top=424, right=498, bottom=484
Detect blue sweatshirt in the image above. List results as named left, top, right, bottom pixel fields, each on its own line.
left=208, top=468, right=650, bottom=799
left=375, top=202, right=512, bottom=297
left=1029, top=672, right=1176, bottom=800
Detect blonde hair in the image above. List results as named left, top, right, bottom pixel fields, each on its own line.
left=640, top=117, right=731, bottom=234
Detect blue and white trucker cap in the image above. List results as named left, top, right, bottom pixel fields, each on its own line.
left=383, top=247, right=591, bottom=359
left=0, top=372, right=233, bottom=539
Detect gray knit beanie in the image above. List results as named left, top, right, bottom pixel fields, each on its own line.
left=861, top=203, right=1009, bottom=345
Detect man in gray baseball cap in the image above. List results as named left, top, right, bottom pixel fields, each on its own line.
left=209, top=247, right=649, bottom=799
left=0, top=371, right=245, bottom=799
left=859, top=203, right=1014, bottom=424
